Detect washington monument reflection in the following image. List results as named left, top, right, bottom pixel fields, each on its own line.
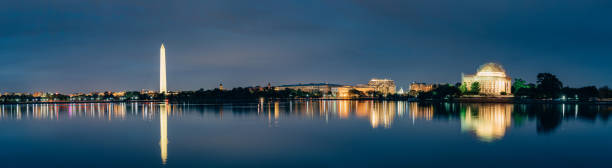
left=159, top=103, right=168, bottom=164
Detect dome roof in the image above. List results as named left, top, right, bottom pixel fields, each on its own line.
left=477, top=63, right=506, bottom=73
left=476, top=63, right=507, bottom=77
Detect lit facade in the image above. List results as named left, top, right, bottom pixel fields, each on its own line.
left=462, top=63, right=512, bottom=95
left=274, top=83, right=342, bottom=94
left=409, top=83, right=435, bottom=92
left=368, top=78, right=396, bottom=95
left=331, top=78, right=396, bottom=98
left=160, top=43, right=167, bottom=94
left=332, top=86, right=374, bottom=98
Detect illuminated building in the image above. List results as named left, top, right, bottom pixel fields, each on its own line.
left=332, top=85, right=374, bottom=98
left=32, top=92, right=45, bottom=97
left=274, top=83, right=342, bottom=94
left=367, top=78, right=396, bottom=95
left=409, top=83, right=435, bottom=92
left=331, top=78, right=396, bottom=98
left=462, top=63, right=512, bottom=95
left=160, top=43, right=167, bottom=94
left=219, top=83, right=224, bottom=91
left=112, top=92, right=126, bottom=97
left=397, top=88, right=404, bottom=95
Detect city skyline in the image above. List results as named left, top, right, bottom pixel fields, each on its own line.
left=2, top=0, right=611, bottom=93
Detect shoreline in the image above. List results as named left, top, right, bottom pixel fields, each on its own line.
left=1, top=98, right=611, bottom=105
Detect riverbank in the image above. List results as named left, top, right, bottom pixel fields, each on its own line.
left=1, top=98, right=611, bottom=105
left=0, top=100, right=163, bottom=105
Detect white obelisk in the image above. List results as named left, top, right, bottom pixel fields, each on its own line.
left=160, top=43, right=167, bottom=94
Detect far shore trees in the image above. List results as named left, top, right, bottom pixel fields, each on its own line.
left=600, top=86, right=611, bottom=98
left=512, top=78, right=530, bottom=93
left=513, top=73, right=608, bottom=100
left=536, top=73, right=563, bottom=99
left=349, top=89, right=365, bottom=98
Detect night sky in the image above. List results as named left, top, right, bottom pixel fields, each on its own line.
left=2, top=0, right=611, bottom=93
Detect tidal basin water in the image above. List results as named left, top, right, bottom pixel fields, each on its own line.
left=0, top=101, right=610, bottom=167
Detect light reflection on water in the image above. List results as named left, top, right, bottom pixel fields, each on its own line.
left=2, top=101, right=609, bottom=136
left=0, top=101, right=610, bottom=166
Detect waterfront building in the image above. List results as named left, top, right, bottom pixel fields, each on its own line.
left=368, top=78, right=396, bottom=95
left=32, top=92, right=44, bottom=97
left=275, top=83, right=342, bottom=94
left=462, top=62, right=512, bottom=95
left=219, top=83, right=224, bottom=91
left=332, top=85, right=374, bottom=98
left=112, top=91, right=126, bottom=97
left=160, top=43, right=167, bottom=94
left=276, top=78, right=396, bottom=98
left=409, top=83, right=435, bottom=92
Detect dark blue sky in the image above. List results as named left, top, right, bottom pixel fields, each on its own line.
left=1, top=0, right=611, bottom=93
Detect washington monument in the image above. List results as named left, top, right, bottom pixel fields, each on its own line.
left=160, top=43, right=167, bottom=93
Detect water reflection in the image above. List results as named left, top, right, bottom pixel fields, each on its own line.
left=160, top=103, right=168, bottom=165
left=0, top=102, right=610, bottom=145
left=461, top=104, right=513, bottom=142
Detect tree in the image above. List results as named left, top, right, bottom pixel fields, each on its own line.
left=366, top=90, right=383, bottom=98
left=515, top=87, right=536, bottom=99
left=348, top=89, right=365, bottom=98
left=536, top=73, right=563, bottom=99
left=512, top=78, right=530, bottom=94
left=470, top=82, right=481, bottom=95
left=435, top=85, right=461, bottom=99
left=578, top=86, right=598, bottom=100
left=459, top=83, right=468, bottom=94
left=600, top=86, right=611, bottom=98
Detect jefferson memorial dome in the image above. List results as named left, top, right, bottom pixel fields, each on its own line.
left=476, top=63, right=507, bottom=77
left=462, top=62, right=512, bottom=95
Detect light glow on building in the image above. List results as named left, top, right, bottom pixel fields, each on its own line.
left=160, top=43, right=167, bottom=94
left=462, top=63, right=512, bottom=95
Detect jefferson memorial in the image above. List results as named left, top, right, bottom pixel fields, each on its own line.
left=462, top=63, right=512, bottom=95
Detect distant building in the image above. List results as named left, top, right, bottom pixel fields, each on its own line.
left=32, top=92, right=45, bottom=97
left=275, top=83, right=342, bottom=94
left=219, top=83, right=224, bottom=91
left=397, top=88, right=405, bottom=94
left=112, top=91, right=126, bottom=97
left=462, top=62, right=512, bottom=95
left=410, top=83, right=435, bottom=92
left=367, top=78, right=396, bottom=95
left=332, top=85, right=374, bottom=98
left=276, top=78, right=396, bottom=98
left=331, top=78, right=396, bottom=98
